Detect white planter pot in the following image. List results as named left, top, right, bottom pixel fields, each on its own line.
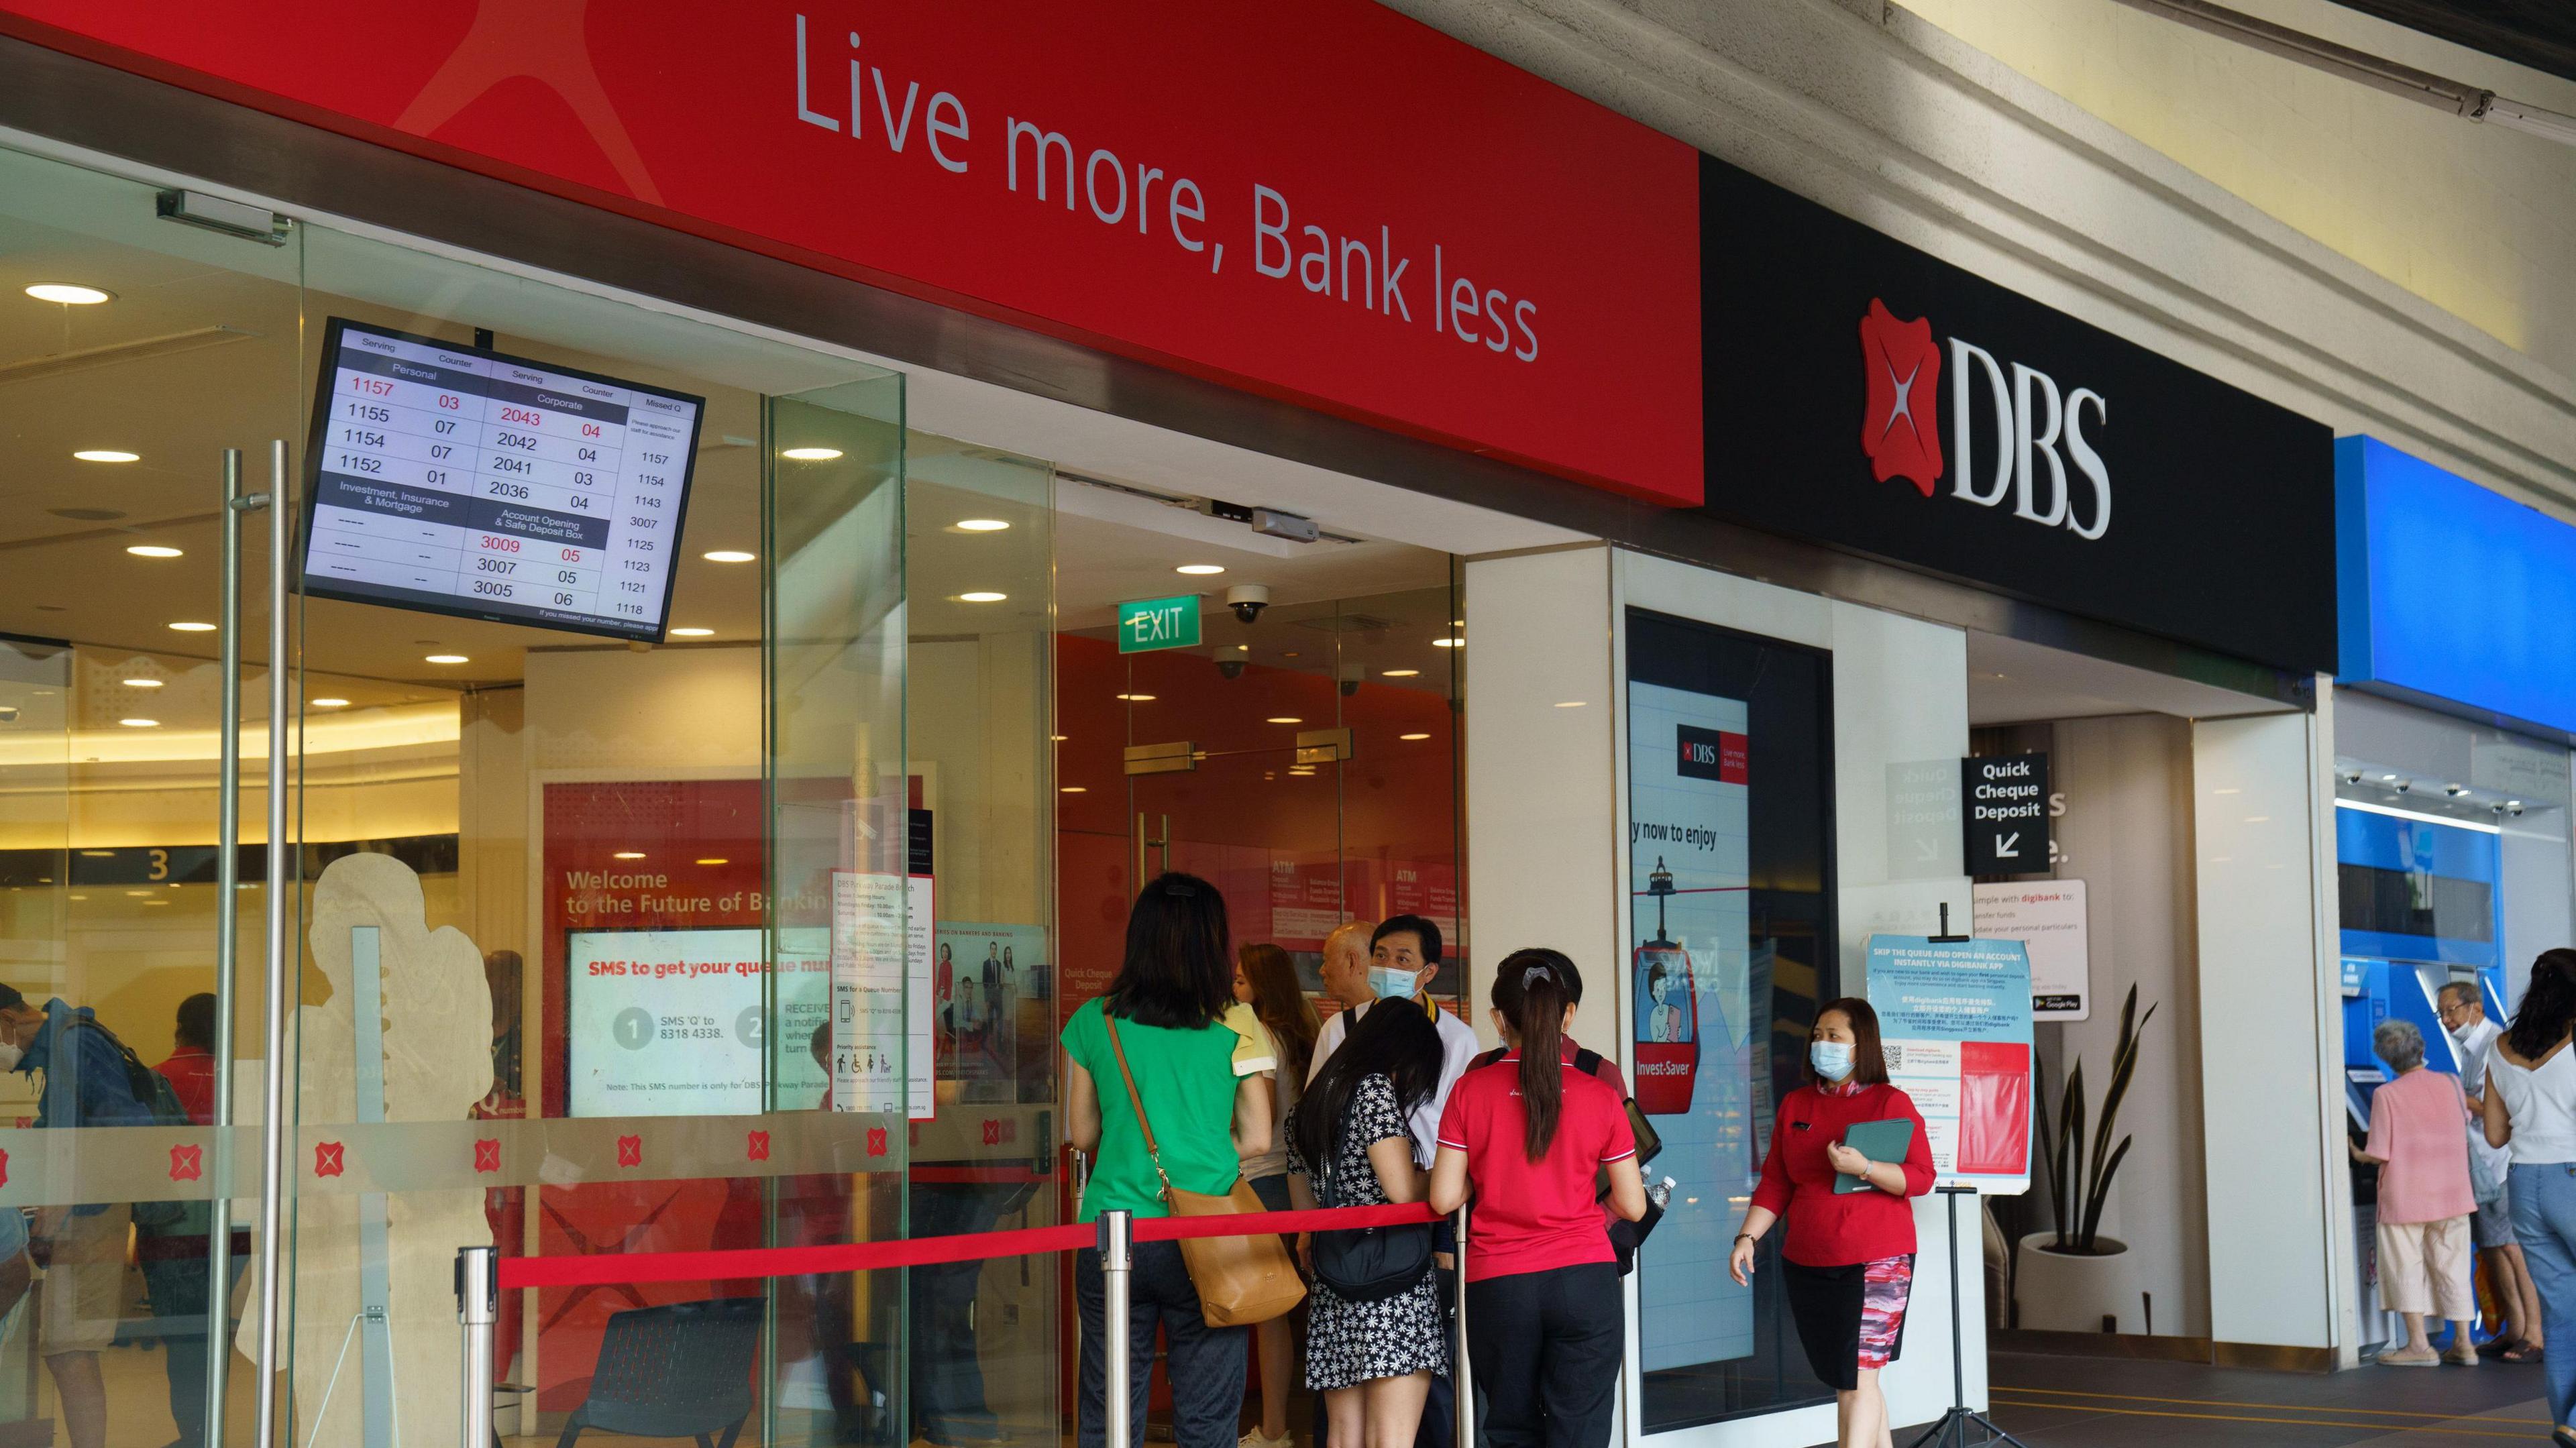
left=2013, top=1231, right=2137, bottom=1334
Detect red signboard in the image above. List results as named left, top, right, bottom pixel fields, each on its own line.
left=1, top=1, right=1703, bottom=504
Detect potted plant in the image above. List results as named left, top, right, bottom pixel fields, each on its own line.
left=2015, top=985, right=2156, bottom=1333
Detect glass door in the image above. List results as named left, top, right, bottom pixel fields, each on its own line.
left=0, top=142, right=306, bottom=1448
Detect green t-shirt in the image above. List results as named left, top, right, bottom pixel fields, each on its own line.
left=1063, top=996, right=1277, bottom=1221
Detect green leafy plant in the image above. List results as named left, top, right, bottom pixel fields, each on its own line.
left=2033, top=983, right=2157, bottom=1255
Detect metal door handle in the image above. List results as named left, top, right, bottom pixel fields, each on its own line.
left=205, top=448, right=249, bottom=1446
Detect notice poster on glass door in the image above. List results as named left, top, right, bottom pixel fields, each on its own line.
left=1627, top=679, right=1756, bottom=1371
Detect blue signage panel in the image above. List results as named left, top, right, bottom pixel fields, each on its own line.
left=2339, top=436, right=2576, bottom=735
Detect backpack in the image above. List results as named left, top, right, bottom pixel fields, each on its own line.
left=63, top=1020, right=205, bottom=1235
left=1466, top=1046, right=1666, bottom=1274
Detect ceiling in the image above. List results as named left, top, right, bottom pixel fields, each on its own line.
left=2332, top=1, right=2576, bottom=85
left=1967, top=630, right=2299, bottom=725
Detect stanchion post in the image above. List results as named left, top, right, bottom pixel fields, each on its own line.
left=1452, top=1202, right=1472, bottom=1448
left=455, top=1246, right=496, bottom=1448
left=1099, top=1210, right=1133, bottom=1448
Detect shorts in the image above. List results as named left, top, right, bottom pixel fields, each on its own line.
left=2473, top=1182, right=2517, bottom=1250
left=2376, top=1215, right=2475, bottom=1319
left=1782, top=1253, right=1913, bottom=1390
left=39, top=1205, right=130, bottom=1355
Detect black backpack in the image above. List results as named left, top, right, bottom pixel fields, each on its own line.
left=64, top=1020, right=204, bottom=1235
left=1466, top=1046, right=1665, bottom=1274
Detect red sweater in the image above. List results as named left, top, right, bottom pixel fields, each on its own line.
left=1749, top=1080, right=1935, bottom=1266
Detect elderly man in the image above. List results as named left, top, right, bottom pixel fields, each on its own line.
left=1314, top=920, right=1376, bottom=1020
left=2355, top=1017, right=2481, bottom=1366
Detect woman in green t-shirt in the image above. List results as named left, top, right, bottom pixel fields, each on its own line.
left=1063, top=873, right=1278, bottom=1448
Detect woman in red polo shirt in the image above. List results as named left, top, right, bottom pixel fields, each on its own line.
left=1728, top=997, right=1934, bottom=1448
left=1430, top=949, right=1647, bottom=1448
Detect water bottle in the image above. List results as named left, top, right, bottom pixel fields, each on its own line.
left=1647, top=1176, right=1676, bottom=1210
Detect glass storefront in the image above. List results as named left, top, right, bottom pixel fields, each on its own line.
left=0, top=135, right=1467, bottom=1448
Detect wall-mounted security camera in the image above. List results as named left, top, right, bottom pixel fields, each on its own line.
left=1217, top=659, right=1246, bottom=681
left=2392, top=780, right=2412, bottom=793
left=2341, top=770, right=2363, bottom=785
left=1226, top=583, right=1270, bottom=624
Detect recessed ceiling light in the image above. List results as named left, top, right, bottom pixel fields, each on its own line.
left=119, top=718, right=158, bottom=728
left=780, top=447, right=843, bottom=461
left=1400, top=733, right=1432, bottom=742
left=1452, top=619, right=1465, bottom=627
left=1175, top=563, right=1225, bottom=576
left=669, top=627, right=714, bottom=637
left=425, top=654, right=469, bottom=665
left=1060, top=785, right=1087, bottom=794
left=1267, top=716, right=1303, bottom=724
left=2381, top=774, right=2399, bottom=781
left=125, top=545, right=182, bottom=559
left=704, top=550, right=756, bottom=563
left=696, top=857, right=729, bottom=865
left=125, top=889, right=152, bottom=897
left=957, top=591, right=1008, bottom=603
left=168, top=621, right=216, bottom=632
left=612, top=851, right=647, bottom=860
left=1114, top=693, right=1156, bottom=702
left=72, top=449, right=140, bottom=463
left=79, top=850, right=113, bottom=858
left=1050, top=734, right=1069, bottom=742
left=1287, top=767, right=1317, bottom=777
left=123, top=678, right=163, bottom=689
left=1382, top=669, right=1419, bottom=678
left=1432, top=637, right=1462, bottom=649
left=1236, top=644, right=1251, bottom=653
left=1555, top=700, right=1587, bottom=708
left=310, top=698, right=350, bottom=708
left=955, top=518, right=1010, bottom=533
left=25, top=284, right=112, bottom=305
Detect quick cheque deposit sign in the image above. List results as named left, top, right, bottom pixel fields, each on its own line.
left=298, top=319, right=707, bottom=641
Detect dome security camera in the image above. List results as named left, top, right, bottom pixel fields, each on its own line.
left=1226, top=583, right=1270, bottom=624
left=1217, top=659, right=1246, bottom=680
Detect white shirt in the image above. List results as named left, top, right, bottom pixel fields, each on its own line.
left=2489, top=1045, right=2576, bottom=1166
left=1309, top=997, right=1482, bottom=1168
left=2454, top=1017, right=2514, bottom=1188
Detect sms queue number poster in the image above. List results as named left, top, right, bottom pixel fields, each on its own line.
left=1627, top=679, right=1757, bottom=1371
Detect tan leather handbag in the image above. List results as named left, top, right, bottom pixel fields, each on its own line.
left=1104, top=1015, right=1307, bottom=1327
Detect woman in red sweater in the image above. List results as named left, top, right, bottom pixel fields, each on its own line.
left=1727, top=997, right=1934, bottom=1448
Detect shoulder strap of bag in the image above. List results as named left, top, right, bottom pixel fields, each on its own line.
left=1102, top=1014, right=1176, bottom=1202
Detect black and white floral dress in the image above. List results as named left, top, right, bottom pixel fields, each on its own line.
left=1287, top=1072, right=1450, bottom=1390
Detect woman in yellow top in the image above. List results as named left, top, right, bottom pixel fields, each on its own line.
left=1063, top=873, right=1277, bottom=1448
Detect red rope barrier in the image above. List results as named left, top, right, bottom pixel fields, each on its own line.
left=496, top=1202, right=1438, bottom=1290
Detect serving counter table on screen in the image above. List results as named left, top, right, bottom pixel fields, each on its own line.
left=299, top=318, right=704, bottom=641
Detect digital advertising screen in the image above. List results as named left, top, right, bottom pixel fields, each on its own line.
left=298, top=318, right=705, bottom=642
left=566, top=928, right=829, bottom=1117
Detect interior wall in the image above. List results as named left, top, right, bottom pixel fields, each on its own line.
left=2042, top=713, right=2209, bottom=1337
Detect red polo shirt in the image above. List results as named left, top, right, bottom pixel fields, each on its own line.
left=155, top=1048, right=216, bottom=1127
left=1748, top=1079, right=1935, bottom=1266
left=1437, top=1054, right=1636, bottom=1283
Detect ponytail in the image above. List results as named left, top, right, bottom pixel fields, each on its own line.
left=1499, top=947, right=1574, bottom=1161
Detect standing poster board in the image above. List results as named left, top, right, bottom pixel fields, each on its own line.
left=1866, top=934, right=2035, bottom=1193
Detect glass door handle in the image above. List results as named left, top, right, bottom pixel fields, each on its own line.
left=205, top=446, right=253, bottom=1447
left=248, top=439, right=292, bottom=1448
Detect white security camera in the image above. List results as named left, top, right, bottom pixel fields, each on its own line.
left=1226, top=583, right=1270, bottom=624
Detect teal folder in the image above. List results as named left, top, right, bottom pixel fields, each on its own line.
left=1832, top=1117, right=1917, bottom=1194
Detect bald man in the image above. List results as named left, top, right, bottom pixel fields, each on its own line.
left=1316, top=921, right=1377, bottom=1021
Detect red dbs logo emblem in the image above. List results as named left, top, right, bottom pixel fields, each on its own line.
left=1860, top=299, right=1943, bottom=496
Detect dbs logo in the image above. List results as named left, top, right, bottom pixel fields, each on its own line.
left=1860, top=300, right=1943, bottom=496
left=1857, top=298, right=2112, bottom=540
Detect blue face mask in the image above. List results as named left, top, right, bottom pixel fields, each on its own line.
left=1810, top=1040, right=1856, bottom=1080
left=1369, top=966, right=1419, bottom=1003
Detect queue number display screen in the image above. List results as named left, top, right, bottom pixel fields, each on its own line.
left=297, top=318, right=705, bottom=641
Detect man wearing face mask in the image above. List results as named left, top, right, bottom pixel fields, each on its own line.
left=1303, top=916, right=1479, bottom=1448
left=0, top=983, right=167, bottom=1448
left=2443, top=981, right=2544, bottom=1361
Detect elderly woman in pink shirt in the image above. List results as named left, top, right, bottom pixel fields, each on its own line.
left=2355, top=1017, right=2479, bottom=1366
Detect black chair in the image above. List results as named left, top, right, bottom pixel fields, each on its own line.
left=557, top=1296, right=762, bottom=1448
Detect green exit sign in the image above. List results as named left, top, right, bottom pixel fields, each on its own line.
left=1118, top=594, right=1202, bottom=654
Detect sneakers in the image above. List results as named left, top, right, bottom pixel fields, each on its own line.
left=1239, top=1431, right=1294, bottom=1448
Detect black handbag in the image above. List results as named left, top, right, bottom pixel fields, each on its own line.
left=1310, top=1110, right=1436, bottom=1302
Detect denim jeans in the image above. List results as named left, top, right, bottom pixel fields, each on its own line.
left=1073, top=1239, right=1248, bottom=1448
left=2510, top=1162, right=2576, bottom=1426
